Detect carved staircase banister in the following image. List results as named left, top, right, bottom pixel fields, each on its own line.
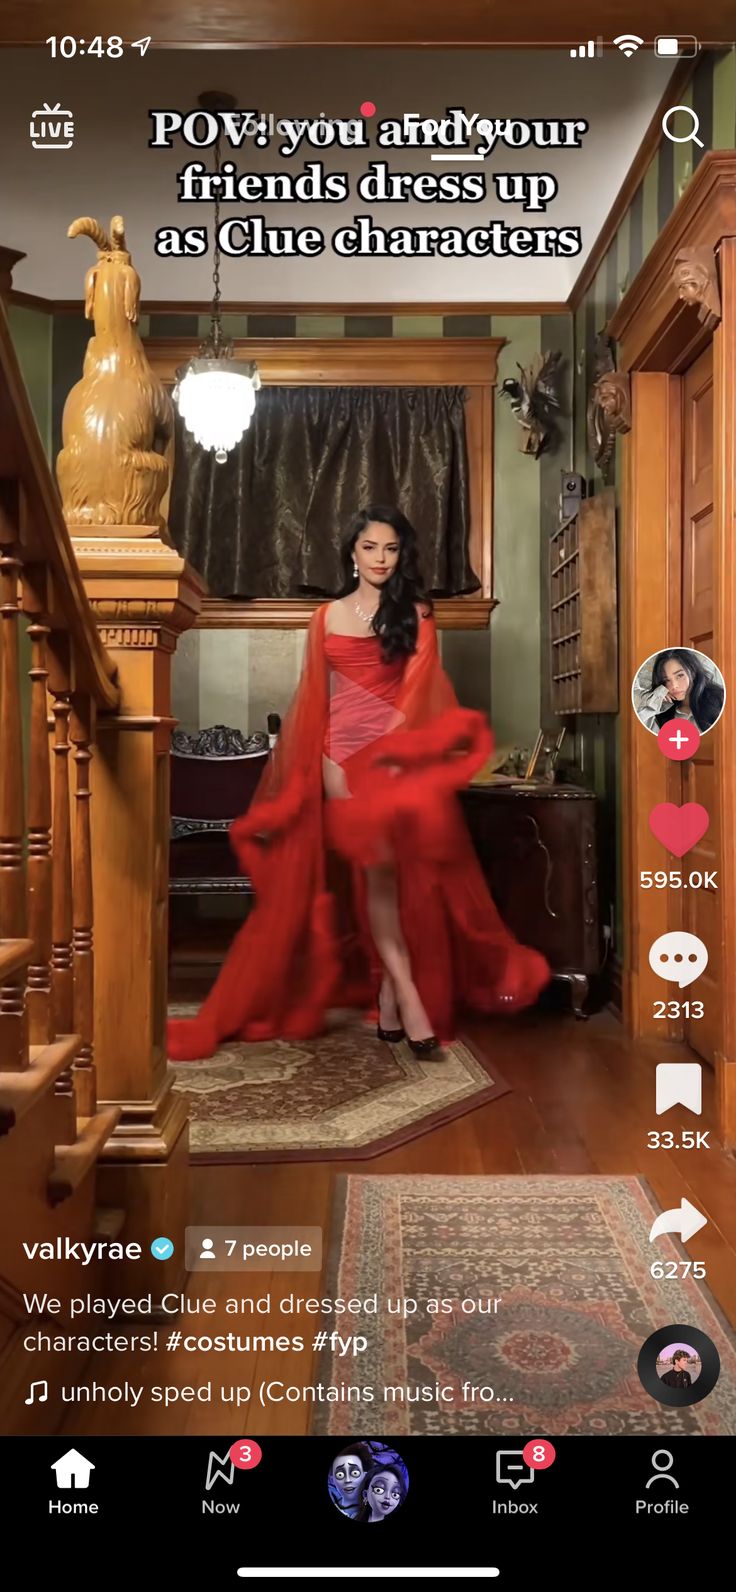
left=1, top=222, right=202, bottom=1433
left=0, top=267, right=125, bottom=1435
left=0, top=300, right=119, bottom=712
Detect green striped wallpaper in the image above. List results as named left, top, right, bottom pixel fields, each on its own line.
left=141, top=311, right=495, bottom=341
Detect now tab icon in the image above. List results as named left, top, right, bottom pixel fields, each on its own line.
left=30, top=102, right=75, bottom=149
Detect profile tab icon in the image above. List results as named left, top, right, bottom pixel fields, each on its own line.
left=645, top=1450, right=679, bottom=1489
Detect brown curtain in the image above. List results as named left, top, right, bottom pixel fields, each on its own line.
left=168, top=384, right=478, bottom=599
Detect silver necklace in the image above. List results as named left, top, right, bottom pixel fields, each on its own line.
left=355, top=597, right=379, bottom=626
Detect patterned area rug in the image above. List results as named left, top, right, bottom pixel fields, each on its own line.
left=310, top=1174, right=736, bottom=1436
left=168, top=1008, right=508, bottom=1163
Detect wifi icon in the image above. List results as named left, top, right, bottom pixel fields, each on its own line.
left=614, top=33, right=644, bottom=56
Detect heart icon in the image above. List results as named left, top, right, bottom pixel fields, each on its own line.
left=648, top=802, right=710, bottom=857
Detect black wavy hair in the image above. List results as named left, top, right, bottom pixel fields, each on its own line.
left=339, top=504, right=432, bottom=661
left=651, top=648, right=724, bottom=732
left=355, top=1462, right=408, bottom=1523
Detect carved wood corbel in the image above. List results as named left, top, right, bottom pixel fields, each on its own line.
left=587, top=332, right=631, bottom=484
left=672, top=245, right=722, bottom=331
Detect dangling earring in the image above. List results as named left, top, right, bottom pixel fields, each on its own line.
left=352, top=559, right=358, bottom=579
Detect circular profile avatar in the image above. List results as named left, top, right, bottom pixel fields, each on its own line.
left=657, top=1343, right=701, bottom=1390
left=328, top=1443, right=408, bottom=1522
left=632, top=647, right=725, bottom=736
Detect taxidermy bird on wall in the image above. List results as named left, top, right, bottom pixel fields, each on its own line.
left=499, top=350, right=564, bottom=458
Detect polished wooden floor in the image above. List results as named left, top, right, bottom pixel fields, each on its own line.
left=59, top=1006, right=736, bottom=1435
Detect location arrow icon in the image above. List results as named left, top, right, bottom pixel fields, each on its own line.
left=649, top=1197, right=708, bottom=1244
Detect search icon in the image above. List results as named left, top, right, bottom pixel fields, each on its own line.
left=662, top=105, right=704, bottom=148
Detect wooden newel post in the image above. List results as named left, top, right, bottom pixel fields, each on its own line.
left=71, top=534, right=203, bottom=1295
left=52, top=210, right=204, bottom=1291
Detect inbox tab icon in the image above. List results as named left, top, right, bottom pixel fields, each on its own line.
left=656, top=1062, right=702, bottom=1116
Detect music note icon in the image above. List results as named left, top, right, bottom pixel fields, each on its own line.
left=25, top=1379, right=48, bottom=1405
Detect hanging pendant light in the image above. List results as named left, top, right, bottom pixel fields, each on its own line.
left=173, top=91, right=260, bottom=463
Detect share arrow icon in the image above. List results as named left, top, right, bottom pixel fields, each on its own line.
left=649, top=1198, right=708, bottom=1244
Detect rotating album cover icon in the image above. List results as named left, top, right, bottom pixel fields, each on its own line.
left=638, top=1326, right=720, bottom=1407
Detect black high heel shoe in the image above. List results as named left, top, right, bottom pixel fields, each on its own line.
left=393, top=988, right=439, bottom=1055
left=377, top=1023, right=406, bottom=1044
left=407, top=1033, right=440, bottom=1057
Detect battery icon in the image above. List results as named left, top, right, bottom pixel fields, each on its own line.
left=655, top=35, right=699, bottom=57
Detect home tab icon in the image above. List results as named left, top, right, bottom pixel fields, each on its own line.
left=51, top=1449, right=95, bottom=1489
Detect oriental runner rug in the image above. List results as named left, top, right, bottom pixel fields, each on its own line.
left=168, top=1007, right=509, bottom=1163
left=309, top=1174, right=736, bottom=1436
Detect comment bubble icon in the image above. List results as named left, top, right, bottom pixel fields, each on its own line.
left=648, top=931, right=708, bottom=988
left=495, top=1449, right=534, bottom=1490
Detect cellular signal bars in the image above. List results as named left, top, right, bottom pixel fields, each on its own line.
left=570, top=38, right=604, bottom=58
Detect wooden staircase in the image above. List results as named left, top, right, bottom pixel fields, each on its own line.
left=48, top=1109, right=121, bottom=1207
left=0, top=290, right=123, bottom=1433
left=0, top=1030, right=79, bottom=1137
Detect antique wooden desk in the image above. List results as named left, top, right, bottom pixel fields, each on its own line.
left=459, top=782, right=600, bottom=1016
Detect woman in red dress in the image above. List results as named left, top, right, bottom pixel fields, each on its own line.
left=167, top=506, right=550, bottom=1062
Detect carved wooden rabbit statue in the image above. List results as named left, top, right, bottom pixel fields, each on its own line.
left=57, top=215, right=173, bottom=530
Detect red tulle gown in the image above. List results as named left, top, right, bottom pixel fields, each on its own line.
left=167, top=604, right=550, bottom=1060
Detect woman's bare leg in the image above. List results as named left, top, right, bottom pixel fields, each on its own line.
left=364, top=863, right=434, bottom=1041
left=322, top=756, right=430, bottom=1037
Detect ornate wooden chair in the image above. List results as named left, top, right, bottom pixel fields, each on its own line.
left=169, top=724, right=270, bottom=900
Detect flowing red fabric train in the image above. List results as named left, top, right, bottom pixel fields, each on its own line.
left=167, top=605, right=550, bottom=1061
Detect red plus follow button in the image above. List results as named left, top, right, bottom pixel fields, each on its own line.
left=657, top=720, right=701, bottom=760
